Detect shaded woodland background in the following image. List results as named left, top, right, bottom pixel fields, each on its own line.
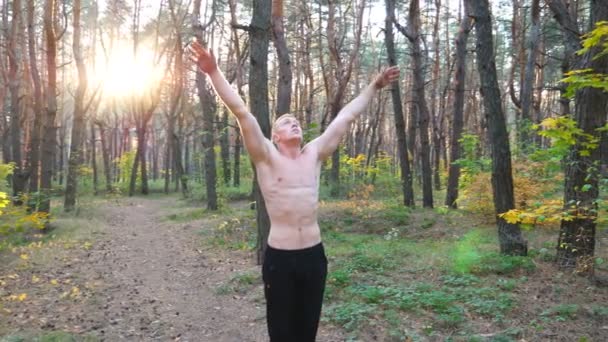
left=1, top=0, right=608, bottom=278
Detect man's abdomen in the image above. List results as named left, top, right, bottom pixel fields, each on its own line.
left=265, top=187, right=321, bottom=250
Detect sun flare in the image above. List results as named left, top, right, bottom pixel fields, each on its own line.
left=91, top=43, right=164, bottom=98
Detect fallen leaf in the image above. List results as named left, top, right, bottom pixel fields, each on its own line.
left=50, top=279, right=59, bottom=285
left=32, top=275, right=40, bottom=283
left=70, top=286, right=81, bottom=299
left=20, top=254, right=29, bottom=260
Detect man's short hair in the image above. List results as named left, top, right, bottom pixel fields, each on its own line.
left=272, top=113, right=298, bottom=138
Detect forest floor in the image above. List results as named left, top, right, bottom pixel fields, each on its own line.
left=0, top=194, right=607, bottom=341
left=0, top=196, right=344, bottom=341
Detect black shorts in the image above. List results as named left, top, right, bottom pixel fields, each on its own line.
left=262, top=242, right=328, bottom=342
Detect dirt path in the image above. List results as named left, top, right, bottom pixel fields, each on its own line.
left=0, top=197, right=344, bottom=341
left=89, top=197, right=268, bottom=341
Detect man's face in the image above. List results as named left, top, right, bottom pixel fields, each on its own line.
left=273, top=116, right=302, bottom=144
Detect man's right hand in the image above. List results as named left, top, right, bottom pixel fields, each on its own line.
left=188, top=39, right=218, bottom=74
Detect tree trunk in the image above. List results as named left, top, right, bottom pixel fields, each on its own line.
left=468, top=0, right=527, bottom=255
left=508, top=0, right=523, bottom=113
left=271, top=0, right=292, bottom=115
left=26, top=0, right=43, bottom=194
left=173, top=133, right=188, bottom=197
left=39, top=0, right=57, bottom=215
left=128, top=133, right=141, bottom=196
left=431, top=0, right=442, bottom=192
left=192, top=0, right=218, bottom=209
left=152, top=127, right=159, bottom=181
left=303, top=6, right=315, bottom=128
left=91, top=123, right=98, bottom=195
left=164, top=118, right=173, bottom=194
left=167, top=0, right=188, bottom=195
left=8, top=0, right=27, bottom=202
left=548, top=0, right=608, bottom=271
left=396, top=0, right=433, bottom=208
left=520, top=0, right=541, bottom=148
left=385, top=0, right=414, bottom=207
left=140, top=121, right=150, bottom=195
left=228, top=0, right=243, bottom=189
left=546, top=0, right=579, bottom=116
left=64, top=0, right=88, bottom=211
left=199, top=86, right=217, bottom=206
left=248, top=0, right=272, bottom=264
left=445, top=2, right=472, bottom=208
left=233, top=133, right=241, bottom=187
left=96, top=122, right=112, bottom=192
left=220, top=109, right=231, bottom=185
left=326, top=0, right=366, bottom=197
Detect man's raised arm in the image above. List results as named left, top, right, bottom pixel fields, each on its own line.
left=188, top=40, right=272, bottom=164
left=308, top=66, right=400, bottom=161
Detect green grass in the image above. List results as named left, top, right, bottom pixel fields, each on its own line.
left=541, top=304, right=580, bottom=321
left=323, top=276, right=517, bottom=333
left=315, top=207, right=539, bottom=337
left=215, top=271, right=261, bottom=295
left=188, top=195, right=606, bottom=339
left=166, top=208, right=207, bottom=222
left=202, top=214, right=257, bottom=251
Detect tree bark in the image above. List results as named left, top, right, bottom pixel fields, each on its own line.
left=192, top=0, right=218, bottom=209
left=64, top=0, right=88, bottom=211
left=39, top=0, right=58, bottom=215
left=164, top=116, right=173, bottom=194
left=431, top=0, right=442, bottom=192
left=26, top=0, right=43, bottom=194
left=247, top=0, right=273, bottom=263
left=96, top=121, right=112, bottom=192
left=220, top=109, right=231, bottom=185
left=520, top=0, right=541, bottom=148
left=271, top=0, right=292, bottom=115
left=8, top=0, right=27, bottom=201
left=228, top=0, right=243, bottom=189
left=547, top=0, right=608, bottom=270
left=468, top=0, right=528, bottom=255
left=167, top=0, right=188, bottom=196
left=91, top=123, right=98, bottom=195
left=326, top=0, right=366, bottom=197
left=396, top=0, right=433, bottom=208
left=445, top=2, right=472, bottom=208
left=385, top=0, right=414, bottom=207
left=546, top=0, right=579, bottom=116
left=233, top=133, right=241, bottom=187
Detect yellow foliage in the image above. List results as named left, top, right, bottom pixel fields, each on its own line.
left=0, top=192, right=9, bottom=215
left=6, top=293, right=27, bottom=302
left=70, top=286, right=81, bottom=299
left=458, top=161, right=563, bottom=225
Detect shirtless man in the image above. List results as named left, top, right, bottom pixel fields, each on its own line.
left=188, top=40, right=399, bottom=341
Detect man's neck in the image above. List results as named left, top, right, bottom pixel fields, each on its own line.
left=277, top=142, right=302, bottom=159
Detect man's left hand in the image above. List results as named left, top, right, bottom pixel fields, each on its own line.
left=374, top=66, right=400, bottom=89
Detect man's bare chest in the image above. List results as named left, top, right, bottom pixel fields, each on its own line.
left=258, top=153, right=319, bottom=189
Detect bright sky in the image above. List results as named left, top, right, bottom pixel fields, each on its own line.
left=90, top=0, right=500, bottom=99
